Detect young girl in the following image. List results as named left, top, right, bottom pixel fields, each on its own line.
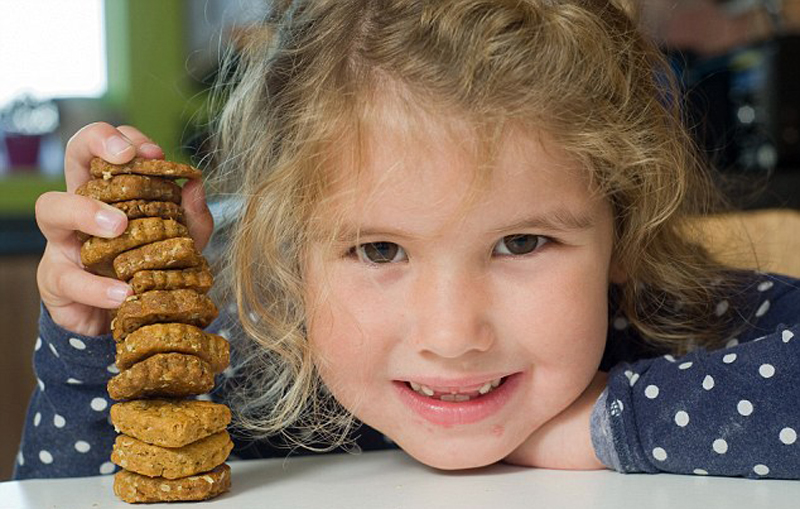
left=17, top=0, right=799, bottom=481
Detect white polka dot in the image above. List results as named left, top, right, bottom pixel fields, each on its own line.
left=613, top=317, right=628, bottom=330
left=726, top=338, right=739, bottom=348
left=679, top=361, right=693, bottom=370
left=48, top=343, right=59, bottom=358
left=74, top=441, right=91, bottom=453
left=53, top=414, right=66, bottom=428
left=757, top=280, right=774, bottom=292
left=644, top=385, right=660, bottom=399
left=66, top=378, right=83, bottom=384
left=68, top=337, right=86, bottom=350
left=37, top=379, right=45, bottom=391
left=17, top=452, right=24, bottom=466
left=713, top=438, right=728, bottom=454
left=33, top=412, right=41, bottom=427
left=779, top=427, right=797, bottom=445
left=753, top=464, right=770, bottom=476
left=737, top=400, right=754, bottom=416
left=629, top=373, right=639, bottom=386
left=675, top=411, right=690, bottom=427
left=663, top=354, right=676, bottom=363
left=723, top=353, right=737, bottom=364
left=715, top=300, right=729, bottom=316
left=693, top=468, right=708, bottom=475
left=609, top=399, right=624, bottom=416
left=99, top=461, right=116, bottom=475
left=652, top=447, right=668, bottom=461
left=34, top=337, right=42, bottom=351
left=702, top=375, right=715, bottom=390
left=759, top=364, right=775, bottom=378
left=755, top=300, right=771, bottom=317
left=106, top=363, right=120, bottom=374
left=39, top=450, right=53, bottom=464
left=782, top=330, right=794, bottom=343
left=90, top=397, right=108, bottom=412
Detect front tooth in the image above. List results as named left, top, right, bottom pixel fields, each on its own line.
left=410, top=381, right=421, bottom=392
left=491, top=378, right=502, bottom=388
left=478, top=382, right=493, bottom=395
left=420, top=385, right=435, bottom=397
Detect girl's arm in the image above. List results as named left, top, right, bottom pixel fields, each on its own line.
left=594, top=275, right=800, bottom=479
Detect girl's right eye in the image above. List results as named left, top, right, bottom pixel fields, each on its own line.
left=350, top=242, right=407, bottom=264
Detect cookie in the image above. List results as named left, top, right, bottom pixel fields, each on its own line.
left=113, top=237, right=203, bottom=282
left=111, top=199, right=186, bottom=224
left=76, top=174, right=182, bottom=204
left=110, top=399, right=231, bottom=448
left=111, top=289, right=218, bottom=340
left=111, top=431, right=232, bottom=479
left=129, top=264, right=213, bottom=294
left=113, top=463, right=231, bottom=503
left=107, top=352, right=214, bottom=400
left=91, top=156, right=202, bottom=180
left=80, top=217, right=188, bottom=267
left=116, top=322, right=229, bottom=373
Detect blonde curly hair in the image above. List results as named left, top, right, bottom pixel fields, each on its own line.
left=208, top=0, right=749, bottom=448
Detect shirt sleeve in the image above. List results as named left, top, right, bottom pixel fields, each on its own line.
left=591, top=274, right=800, bottom=479
left=13, top=304, right=118, bottom=479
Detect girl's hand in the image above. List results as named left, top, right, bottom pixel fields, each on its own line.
left=504, top=371, right=608, bottom=470
left=35, top=122, right=214, bottom=336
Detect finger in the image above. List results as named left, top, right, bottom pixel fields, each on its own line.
left=64, top=122, right=137, bottom=193
left=116, top=125, right=165, bottom=160
left=43, top=258, right=133, bottom=309
left=182, top=178, right=214, bottom=252
left=36, top=191, right=128, bottom=245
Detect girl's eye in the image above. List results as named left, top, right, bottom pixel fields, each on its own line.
left=353, top=242, right=407, bottom=264
left=494, top=234, right=548, bottom=256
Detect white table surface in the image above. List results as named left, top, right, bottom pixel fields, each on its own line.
left=1, top=449, right=798, bottom=509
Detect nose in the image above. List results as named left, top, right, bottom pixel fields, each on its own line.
left=409, top=264, right=495, bottom=359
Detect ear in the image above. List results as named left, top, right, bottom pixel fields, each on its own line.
left=609, top=257, right=627, bottom=285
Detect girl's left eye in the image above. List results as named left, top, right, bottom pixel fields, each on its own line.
left=352, top=242, right=407, bottom=264
left=493, top=234, right=549, bottom=256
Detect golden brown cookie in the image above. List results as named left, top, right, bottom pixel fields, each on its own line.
left=80, top=217, right=188, bottom=267
left=107, top=352, right=214, bottom=400
left=110, top=399, right=231, bottom=448
left=76, top=174, right=182, bottom=204
left=113, top=463, right=231, bottom=503
left=111, top=289, right=218, bottom=340
left=91, top=156, right=202, bottom=180
left=111, top=199, right=186, bottom=224
left=129, top=264, right=213, bottom=295
left=111, top=431, right=232, bottom=479
left=116, top=322, right=229, bottom=373
left=112, top=237, right=203, bottom=282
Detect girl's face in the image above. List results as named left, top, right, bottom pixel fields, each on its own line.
left=305, top=114, right=617, bottom=469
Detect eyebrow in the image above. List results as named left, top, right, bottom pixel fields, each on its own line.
left=334, top=208, right=596, bottom=242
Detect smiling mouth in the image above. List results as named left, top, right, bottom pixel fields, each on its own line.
left=404, top=377, right=508, bottom=402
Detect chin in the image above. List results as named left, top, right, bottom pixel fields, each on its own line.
left=398, top=440, right=510, bottom=471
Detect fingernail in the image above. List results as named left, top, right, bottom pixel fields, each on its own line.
left=106, top=135, right=132, bottom=156
left=95, top=209, right=126, bottom=235
left=107, top=284, right=132, bottom=305
left=140, top=142, right=161, bottom=153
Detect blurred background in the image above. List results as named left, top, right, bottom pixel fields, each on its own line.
left=1, top=0, right=799, bottom=481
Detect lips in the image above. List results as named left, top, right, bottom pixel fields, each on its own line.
left=394, top=373, right=521, bottom=427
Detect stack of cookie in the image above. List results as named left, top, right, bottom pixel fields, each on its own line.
left=77, top=157, right=233, bottom=503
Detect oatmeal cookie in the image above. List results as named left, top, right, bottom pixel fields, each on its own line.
left=91, top=156, right=202, bottom=180
left=111, top=431, right=232, bottom=479
left=80, top=217, right=188, bottom=267
left=76, top=174, right=181, bottom=204
left=113, top=463, right=231, bottom=503
left=110, top=399, right=231, bottom=448
left=111, top=289, right=217, bottom=341
left=112, top=237, right=203, bottom=282
left=116, top=322, right=229, bottom=373
left=129, top=263, right=213, bottom=294
left=111, top=199, right=186, bottom=224
left=107, top=352, right=214, bottom=400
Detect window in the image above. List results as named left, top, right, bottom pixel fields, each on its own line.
left=0, top=0, right=106, bottom=108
